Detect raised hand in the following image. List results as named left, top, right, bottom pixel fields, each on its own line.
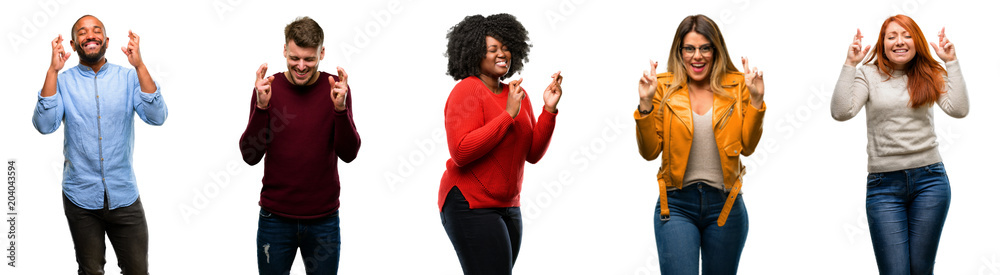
left=507, top=78, right=525, bottom=119
left=742, top=57, right=764, bottom=108
left=846, top=28, right=871, bottom=67
left=50, top=34, right=70, bottom=72
left=121, top=30, right=144, bottom=68
left=930, top=27, right=956, bottom=62
left=638, top=60, right=658, bottom=112
left=255, top=63, right=275, bottom=109
left=329, top=66, right=349, bottom=112
left=542, top=71, right=563, bottom=113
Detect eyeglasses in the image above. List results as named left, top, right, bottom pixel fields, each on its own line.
left=680, top=45, right=714, bottom=56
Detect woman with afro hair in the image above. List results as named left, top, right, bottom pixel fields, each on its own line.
left=437, top=13, right=563, bottom=275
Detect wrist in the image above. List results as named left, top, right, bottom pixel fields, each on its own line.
left=639, top=98, right=653, bottom=109
left=637, top=103, right=654, bottom=115
left=544, top=105, right=557, bottom=113
left=750, top=96, right=764, bottom=108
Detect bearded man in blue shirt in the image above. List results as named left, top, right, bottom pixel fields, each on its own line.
left=32, top=14, right=167, bottom=275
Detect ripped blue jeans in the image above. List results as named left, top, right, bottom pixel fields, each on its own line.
left=257, top=208, right=341, bottom=275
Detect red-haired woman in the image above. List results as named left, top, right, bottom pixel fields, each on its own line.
left=832, top=14, right=968, bottom=274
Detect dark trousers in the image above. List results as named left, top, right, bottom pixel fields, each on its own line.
left=63, top=194, right=149, bottom=275
left=440, top=186, right=523, bottom=275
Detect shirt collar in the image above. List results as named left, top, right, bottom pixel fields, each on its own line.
left=75, top=61, right=109, bottom=76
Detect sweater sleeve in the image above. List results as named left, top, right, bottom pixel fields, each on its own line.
left=526, top=95, right=557, bottom=164
left=445, top=82, right=515, bottom=167
left=333, top=84, right=361, bottom=163
left=634, top=84, right=664, bottom=161
left=831, top=64, right=869, bottom=121
left=239, top=89, right=269, bottom=165
left=937, top=60, right=969, bottom=118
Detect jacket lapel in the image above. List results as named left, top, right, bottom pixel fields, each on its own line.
left=713, top=77, right=741, bottom=129
left=664, top=88, right=694, bottom=133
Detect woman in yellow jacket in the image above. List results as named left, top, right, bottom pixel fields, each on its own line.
left=634, top=14, right=765, bottom=275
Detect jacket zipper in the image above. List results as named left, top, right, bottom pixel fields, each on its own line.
left=717, top=103, right=735, bottom=130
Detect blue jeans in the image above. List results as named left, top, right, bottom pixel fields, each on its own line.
left=257, top=208, right=340, bottom=275
left=440, top=186, right=523, bottom=275
left=653, top=182, right=748, bottom=275
left=866, top=162, right=951, bottom=275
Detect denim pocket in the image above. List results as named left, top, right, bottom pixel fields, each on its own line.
left=925, top=162, right=946, bottom=175
left=259, top=208, right=273, bottom=218
left=866, top=174, right=882, bottom=188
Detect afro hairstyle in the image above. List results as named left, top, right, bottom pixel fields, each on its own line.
left=445, top=13, right=531, bottom=81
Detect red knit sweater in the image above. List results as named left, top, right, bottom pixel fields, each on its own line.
left=438, top=76, right=557, bottom=211
left=239, top=72, right=361, bottom=219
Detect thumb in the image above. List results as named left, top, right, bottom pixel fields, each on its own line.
left=328, top=76, right=336, bottom=87
left=121, top=46, right=128, bottom=55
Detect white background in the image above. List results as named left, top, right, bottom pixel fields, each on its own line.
left=2, top=0, right=998, bottom=274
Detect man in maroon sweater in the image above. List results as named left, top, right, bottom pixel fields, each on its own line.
left=239, top=17, right=361, bottom=275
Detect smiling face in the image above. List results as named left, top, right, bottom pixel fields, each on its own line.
left=883, top=21, right=916, bottom=70
left=70, top=16, right=108, bottom=65
left=283, top=39, right=324, bottom=86
left=681, top=31, right=713, bottom=84
left=478, top=36, right=510, bottom=80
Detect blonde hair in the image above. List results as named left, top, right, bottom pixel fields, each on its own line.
left=664, top=15, right=739, bottom=98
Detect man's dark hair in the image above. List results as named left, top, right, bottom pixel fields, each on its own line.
left=284, top=16, right=324, bottom=48
left=70, top=14, right=102, bottom=41
left=445, top=13, right=531, bottom=81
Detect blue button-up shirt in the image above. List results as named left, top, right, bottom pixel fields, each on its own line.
left=32, top=63, right=167, bottom=210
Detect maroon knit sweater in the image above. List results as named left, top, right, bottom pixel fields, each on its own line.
left=239, top=72, right=361, bottom=219
left=438, top=76, right=557, bottom=211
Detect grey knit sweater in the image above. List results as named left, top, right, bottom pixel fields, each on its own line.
left=832, top=60, right=968, bottom=173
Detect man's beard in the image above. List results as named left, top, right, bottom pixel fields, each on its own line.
left=75, top=39, right=107, bottom=64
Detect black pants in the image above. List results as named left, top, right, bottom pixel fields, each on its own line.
left=63, top=194, right=149, bottom=275
left=440, top=186, right=522, bottom=275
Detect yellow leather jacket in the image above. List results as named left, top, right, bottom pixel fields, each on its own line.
left=634, top=71, right=765, bottom=226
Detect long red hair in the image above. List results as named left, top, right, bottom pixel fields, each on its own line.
left=863, top=14, right=946, bottom=108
